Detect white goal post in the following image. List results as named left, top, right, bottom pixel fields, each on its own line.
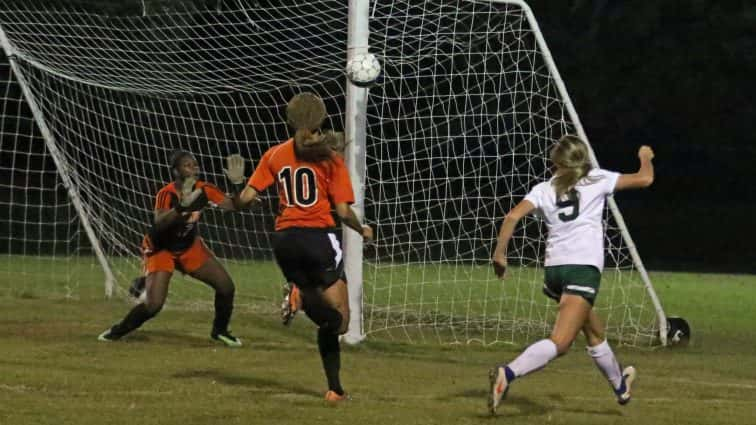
left=343, top=0, right=667, bottom=346
left=0, top=0, right=667, bottom=346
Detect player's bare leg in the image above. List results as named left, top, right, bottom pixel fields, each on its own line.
left=321, top=279, right=349, bottom=335
left=189, top=256, right=241, bottom=347
left=99, top=271, right=171, bottom=341
left=489, top=294, right=589, bottom=415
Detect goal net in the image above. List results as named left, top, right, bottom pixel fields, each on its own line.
left=0, top=0, right=665, bottom=346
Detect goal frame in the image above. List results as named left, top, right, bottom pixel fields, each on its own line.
left=341, top=0, right=668, bottom=345
left=0, top=25, right=116, bottom=297
left=0, top=0, right=668, bottom=345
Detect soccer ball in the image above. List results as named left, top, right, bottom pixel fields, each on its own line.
left=346, top=53, right=381, bottom=87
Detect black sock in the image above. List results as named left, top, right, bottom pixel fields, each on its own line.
left=212, top=290, right=234, bottom=333
left=111, top=304, right=155, bottom=337
left=318, top=328, right=343, bottom=395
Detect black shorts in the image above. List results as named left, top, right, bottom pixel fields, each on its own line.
left=270, top=227, right=345, bottom=290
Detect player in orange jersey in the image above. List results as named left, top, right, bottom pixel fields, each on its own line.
left=236, top=93, right=373, bottom=401
left=279, top=129, right=346, bottom=327
left=99, top=150, right=251, bottom=347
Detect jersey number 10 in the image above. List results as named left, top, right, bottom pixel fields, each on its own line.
left=278, top=166, right=317, bottom=207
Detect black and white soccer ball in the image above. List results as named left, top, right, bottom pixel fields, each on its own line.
left=346, top=53, right=382, bottom=87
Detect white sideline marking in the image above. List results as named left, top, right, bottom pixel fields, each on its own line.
left=568, top=395, right=756, bottom=405
left=0, top=384, right=30, bottom=393
left=358, top=393, right=756, bottom=405
left=662, top=377, right=756, bottom=390
left=556, top=369, right=756, bottom=390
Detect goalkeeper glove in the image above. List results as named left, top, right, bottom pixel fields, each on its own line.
left=224, top=154, right=247, bottom=194
left=176, top=177, right=207, bottom=213
left=176, top=187, right=208, bottom=213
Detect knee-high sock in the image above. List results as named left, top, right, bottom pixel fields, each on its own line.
left=111, top=304, right=156, bottom=337
left=212, top=290, right=234, bottom=333
left=587, top=340, right=623, bottom=390
left=507, top=339, right=558, bottom=378
left=318, top=328, right=343, bottom=395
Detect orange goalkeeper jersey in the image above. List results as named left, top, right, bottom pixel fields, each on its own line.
left=149, top=180, right=226, bottom=252
left=248, top=139, right=355, bottom=231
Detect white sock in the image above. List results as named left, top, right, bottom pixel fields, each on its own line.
left=508, top=339, right=558, bottom=378
left=587, top=339, right=623, bottom=390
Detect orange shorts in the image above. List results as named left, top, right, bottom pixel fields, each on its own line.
left=141, top=236, right=212, bottom=274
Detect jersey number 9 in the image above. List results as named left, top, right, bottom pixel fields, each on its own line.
left=556, top=189, right=580, bottom=222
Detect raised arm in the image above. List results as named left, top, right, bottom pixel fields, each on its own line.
left=218, top=153, right=262, bottom=211
left=334, top=202, right=373, bottom=241
left=615, top=146, right=655, bottom=191
left=234, top=185, right=260, bottom=210
left=492, top=199, right=536, bottom=279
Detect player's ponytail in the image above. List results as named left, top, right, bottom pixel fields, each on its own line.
left=294, top=129, right=333, bottom=163
left=286, top=92, right=335, bottom=163
left=550, top=135, right=593, bottom=197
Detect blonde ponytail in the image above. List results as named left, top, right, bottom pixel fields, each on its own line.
left=550, top=134, right=593, bottom=197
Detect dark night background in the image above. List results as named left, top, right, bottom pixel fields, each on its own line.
left=528, top=1, right=756, bottom=274
left=2, top=0, right=754, bottom=273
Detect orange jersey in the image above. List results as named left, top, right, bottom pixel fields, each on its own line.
left=150, top=180, right=226, bottom=252
left=248, top=139, right=354, bottom=231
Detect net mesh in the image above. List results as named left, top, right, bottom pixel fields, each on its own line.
left=0, top=0, right=661, bottom=345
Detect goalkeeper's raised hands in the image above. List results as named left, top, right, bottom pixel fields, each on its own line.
left=224, top=154, right=246, bottom=185
left=177, top=187, right=208, bottom=213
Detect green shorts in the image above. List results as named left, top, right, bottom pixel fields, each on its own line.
left=543, top=265, right=601, bottom=305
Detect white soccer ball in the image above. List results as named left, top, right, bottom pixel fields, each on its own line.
left=346, top=53, right=381, bottom=87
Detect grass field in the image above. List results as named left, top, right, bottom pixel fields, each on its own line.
left=1, top=260, right=755, bottom=424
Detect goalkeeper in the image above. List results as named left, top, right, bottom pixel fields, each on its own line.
left=98, top=149, right=252, bottom=347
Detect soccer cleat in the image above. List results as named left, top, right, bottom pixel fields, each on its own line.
left=615, top=366, right=637, bottom=405
left=281, top=283, right=301, bottom=326
left=488, top=366, right=510, bottom=415
left=324, top=390, right=348, bottom=402
left=128, top=276, right=146, bottom=298
left=211, top=330, right=242, bottom=348
left=97, top=327, right=119, bottom=342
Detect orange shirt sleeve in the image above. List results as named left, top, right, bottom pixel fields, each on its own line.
left=248, top=149, right=275, bottom=192
left=199, top=182, right=227, bottom=204
left=154, top=188, right=175, bottom=210
left=328, top=155, right=355, bottom=205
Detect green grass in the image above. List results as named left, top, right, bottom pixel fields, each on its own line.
left=1, top=257, right=755, bottom=424
left=1, top=255, right=661, bottom=345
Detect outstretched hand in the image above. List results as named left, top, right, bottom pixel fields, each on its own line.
left=492, top=258, right=508, bottom=279
left=178, top=187, right=207, bottom=213
left=224, top=154, right=246, bottom=185
left=638, top=145, right=654, bottom=161
left=179, top=176, right=197, bottom=196
left=361, top=225, right=374, bottom=241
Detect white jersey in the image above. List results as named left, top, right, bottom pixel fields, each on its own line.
left=524, top=168, right=619, bottom=271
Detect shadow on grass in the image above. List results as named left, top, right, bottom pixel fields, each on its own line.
left=547, top=393, right=622, bottom=416
left=452, top=389, right=621, bottom=419
left=172, top=368, right=321, bottom=399
left=112, top=330, right=212, bottom=347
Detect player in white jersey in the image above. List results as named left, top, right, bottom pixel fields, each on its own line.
left=487, top=135, right=655, bottom=415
